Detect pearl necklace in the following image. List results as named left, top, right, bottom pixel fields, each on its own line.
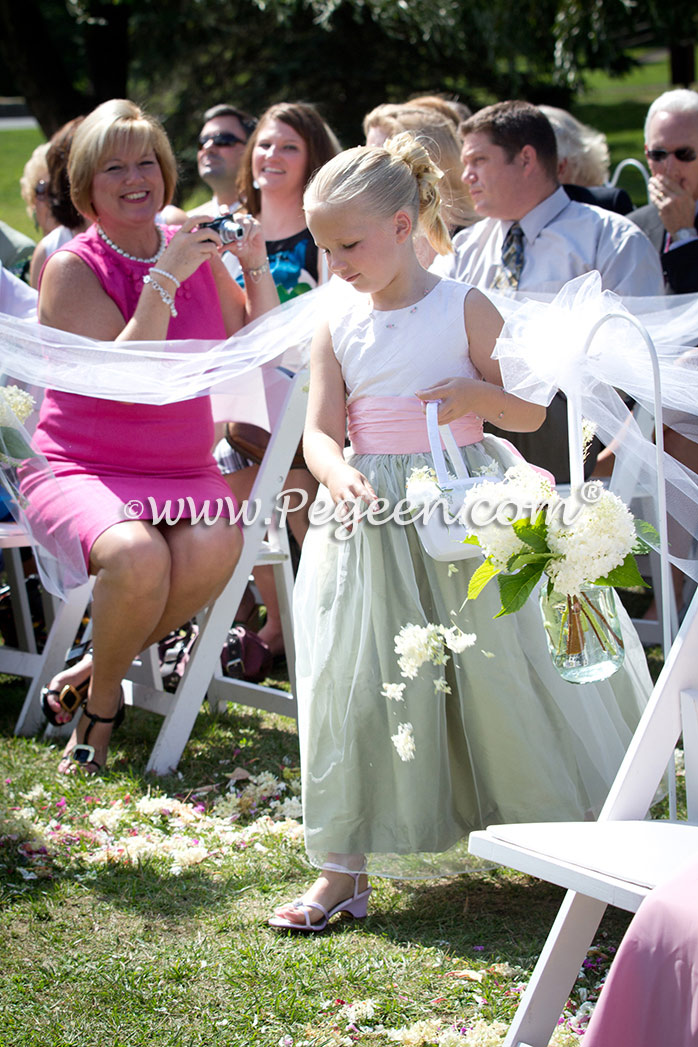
left=97, top=223, right=166, bottom=263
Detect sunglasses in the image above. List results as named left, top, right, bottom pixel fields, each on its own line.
left=646, top=146, right=697, bottom=163
left=198, top=131, right=247, bottom=149
left=34, top=179, right=48, bottom=196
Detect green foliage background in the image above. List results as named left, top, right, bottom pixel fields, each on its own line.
left=0, top=0, right=695, bottom=204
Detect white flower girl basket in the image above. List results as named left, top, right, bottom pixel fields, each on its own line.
left=407, top=400, right=483, bottom=562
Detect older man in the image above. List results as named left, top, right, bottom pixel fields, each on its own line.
left=630, top=90, right=698, bottom=614
left=432, top=101, right=664, bottom=480
left=630, top=89, right=698, bottom=294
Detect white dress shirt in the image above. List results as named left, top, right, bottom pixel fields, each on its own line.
left=432, top=186, right=665, bottom=296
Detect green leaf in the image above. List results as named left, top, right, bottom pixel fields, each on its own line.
left=0, top=427, right=35, bottom=462
left=495, top=563, right=545, bottom=617
left=506, top=551, right=552, bottom=573
left=468, top=559, right=501, bottom=599
left=461, top=534, right=481, bottom=547
left=596, top=553, right=649, bottom=589
left=512, top=512, right=549, bottom=552
left=633, top=518, right=660, bottom=554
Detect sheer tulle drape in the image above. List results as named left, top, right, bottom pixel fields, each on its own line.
left=2, top=273, right=698, bottom=595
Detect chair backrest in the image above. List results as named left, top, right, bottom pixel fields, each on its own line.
left=135, top=366, right=310, bottom=774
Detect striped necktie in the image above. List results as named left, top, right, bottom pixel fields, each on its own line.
left=492, top=222, right=524, bottom=291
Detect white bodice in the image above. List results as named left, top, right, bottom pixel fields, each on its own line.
left=329, top=278, right=481, bottom=404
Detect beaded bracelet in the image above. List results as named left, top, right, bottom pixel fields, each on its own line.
left=149, top=266, right=181, bottom=289
left=242, top=261, right=271, bottom=283
left=143, top=273, right=178, bottom=317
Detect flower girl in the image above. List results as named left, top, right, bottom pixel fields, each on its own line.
left=269, top=134, right=653, bottom=931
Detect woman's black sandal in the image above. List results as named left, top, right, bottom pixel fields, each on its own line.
left=40, top=645, right=94, bottom=725
left=65, top=698, right=125, bottom=773
left=41, top=679, right=90, bottom=725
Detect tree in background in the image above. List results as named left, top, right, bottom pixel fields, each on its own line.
left=1, top=0, right=694, bottom=201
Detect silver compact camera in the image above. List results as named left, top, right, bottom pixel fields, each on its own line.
left=198, top=215, right=245, bottom=244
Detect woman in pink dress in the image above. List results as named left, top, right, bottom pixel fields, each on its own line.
left=583, top=859, right=698, bottom=1046
left=26, top=98, right=279, bottom=774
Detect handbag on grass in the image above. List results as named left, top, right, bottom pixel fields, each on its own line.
left=407, top=400, right=483, bottom=562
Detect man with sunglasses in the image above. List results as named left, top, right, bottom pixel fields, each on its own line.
left=630, top=89, right=698, bottom=294
left=194, top=103, right=257, bottom=217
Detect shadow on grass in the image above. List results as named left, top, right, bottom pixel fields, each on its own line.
left=367, top=872, right=634, bottom=967
left=0, top=678, right=299, bottom=787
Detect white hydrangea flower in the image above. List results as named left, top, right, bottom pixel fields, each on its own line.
left=406, top=465, right=441, bottom=506
left=386, top=1019, right=443, bottom=1045
left=460, top=464, right=557, bottom=568
left=0, top=385, right=35, bottom=425
left=89, top=806, right=127, bottom=832
left=395, top=623, right=449, bottom=678
left=472, top=460, right=501, bottom=478
left=169, top=842, right=209, bottom=869
left=382, top=682, right=406, bottom=702
left=434, top=678, right=452, bottom=695
left=135, top=795, right=173, bottom=816
left=212, top=793, right=241, bottom=818
left=546, top=486, right=636, bottom=595
left=438, top=1030, right=467, bottom=1047
left=244, top=771, right=285, bottom=804
left=441, top=626, right=477, bottom=653
left=269, top=795, right=303, bottom=820
left=391, top=722, right=416, bottom=761
left=461, top=1020, right=508, bottom=1046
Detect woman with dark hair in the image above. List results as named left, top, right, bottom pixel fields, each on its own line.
left=213, top=102, right=340, bottom=669
left=232, top=101, right=340, bottom=300
left=29, top=117, right=90, bottom=287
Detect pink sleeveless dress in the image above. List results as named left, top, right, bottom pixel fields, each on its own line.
left=24, top=224, right=234, bottom=567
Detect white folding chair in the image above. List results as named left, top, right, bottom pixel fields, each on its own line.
left=468, top=585, right=698, bottom=1047
left=467, top=310, right=690, bottom=1047
left=0, top=521, right=41, bottom=672
left=1, top=522, right=93, bottom=735
left=123, top=366, right=308, bottom=774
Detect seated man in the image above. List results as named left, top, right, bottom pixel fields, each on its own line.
left=161, top=102, right=256, bottom=238
left=629, top=88, right=698, bottom=295
left=432, top=100, right=665, bottom=480
left=629, top=89, right=698, bottom=613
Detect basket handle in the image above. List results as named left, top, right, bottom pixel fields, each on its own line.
left=425, top=400, right=471, bottom=485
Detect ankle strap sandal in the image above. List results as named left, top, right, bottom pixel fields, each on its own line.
left=70, top=699, right=125, bottom=769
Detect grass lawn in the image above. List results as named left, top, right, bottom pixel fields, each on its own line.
left=0, top=50, right=684, bottom=1044
left=572, top=48, right=677, bottom=206
left=0, top=127, right=45, bottom=241
left=2, top=665, right=653, bottom=1047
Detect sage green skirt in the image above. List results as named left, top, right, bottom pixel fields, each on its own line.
left=293, top=438, right=653, bottom=878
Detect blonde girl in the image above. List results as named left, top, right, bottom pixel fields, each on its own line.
left=269, top=134, right=650, bottom=931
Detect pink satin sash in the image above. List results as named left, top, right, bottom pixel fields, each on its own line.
left=347, top=396, right=484, bottom=454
